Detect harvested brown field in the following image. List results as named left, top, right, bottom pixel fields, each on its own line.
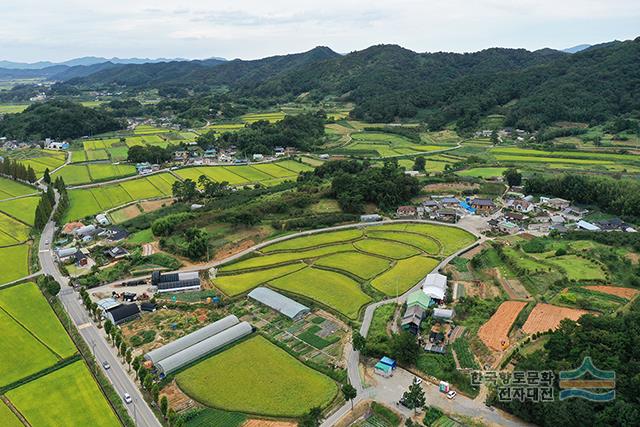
left=424, top=182, right=480, bottom=193
left=140, top=198, right=171, bottom=212
left=584, top=285, right=639, bottom=300
left=478, top=301, right=527, bottom=351
left=522, top=303, right=591, bottom=335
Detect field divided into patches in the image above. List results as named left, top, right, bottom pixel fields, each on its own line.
left=0, top=177, right=37, bottom=200
left=65, top=173, right=177, bottom=221
left=334, top=131, right=453, bottom=158
left=0, top=245, right=30, bottom=284
left=175, top=160, right=311, bottom=187
left=214, top=223, right=476, bottom=318
left=177, top=335, right=337, bottom=418
left=4, top=150, right=67, bottom=178
left=52, top=163, right=137, bottom=185
left=0, top=195, right=39, bottom=225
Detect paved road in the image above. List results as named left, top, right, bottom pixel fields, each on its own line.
left=38, top=198, right=161, bottom=427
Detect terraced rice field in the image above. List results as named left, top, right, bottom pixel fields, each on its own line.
left=176, top=336, right=337, bottom=417
left=456, top=167, right=508, bottom=179
left=545, top=255, right=606, bottom=281
left=9, top=150, right=66, bottom=177
left=175, top=160, right=311, bottom=187
left=269, top=267, right=372, bottom=318
left=241, top=111, right=286, bottom=123
left=65, top=173, right=177, bottom=221
left=6, top=360, right=120, bottom=427
left=0, top=245, right=30, bottom=284
left=338, top=132, right=449, bottom=158
left=215, top=223, right=476, bottom=318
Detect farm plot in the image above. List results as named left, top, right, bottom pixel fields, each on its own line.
left=314, top=251, right=391, bottom=280
left=262, top=229, right=363, bottom=253
left=6, top=360, right=120, bottom=427
left=0, top=401, right=22, bottom=427
left=51, top=164, right=92, bottom=185
left=268, top=267, right=372, bottom=319
left=339, top=132, right=446, bottom=158
left=0, top=307, right=58, bottom=386
left=176, top=335, right=336, bottom=417
left=0, top=176, right=36, bottom=199
left=521, top=303, right=591, bottom=335
left=353, top=238, right=421, bottom=259
left=0, top=282, right=76, bottom=358
left=87, top=163, right=137, bottom=182
left=377, top=223, right=476, bottom=255
left=0, top=245, right=30, bottom=284
left=241, top=111, right=286, bottom=123
left=370, top=256, right=439, bottom=295
left=0, top=195, right=39, bottom=225
left=0, top=212, right=31, bottom=244
left=545, top=255, right=606, bottom=281
left=365, top=229, right=440, bottom=254
left=477, top=301, right=527, bottom=351
left=219, top=243, right=355, bottom=273
left=10, top=150, right=66, bottom=178
left=584, top=285, right=639, bottom=300
left=456, top=167, right=508, bottom=179
left=214, top=264, right=307, bottom=296
left=65, top=173, right=177, bottom=221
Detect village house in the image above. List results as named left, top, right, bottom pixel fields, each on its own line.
left=471, top=198, right=496, bottom=214
left=497, top=220, right=520, bottom=235
left=541, top=197, right=571, bottom=210
left=504, top=211, right=526, bottom=222
left=104, top=246, right=130, bottom=260
left=396, top=205, right=417, bottom=218
left=596, top=218, right=637, bottom=233
left=505, top=198, right=534, bottom=213
left=439, top=197, right=460, bottom=208
left=435, top=208, right=458, bottom=223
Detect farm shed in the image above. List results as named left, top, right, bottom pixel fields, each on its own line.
left=401, top=305, right=426, bottom=335
left=152, top=270, right=201, bottom=293
left=104, top=303, right=140, bottom=325
left=421, top=273, right=447, bottom=302
left=374, top=362, right=392, bottom=377
left=155, top=321, right=253, bottom=376
left=248, top=287, right=310, bottom=320
left=96, top=297, right=121, bottom=313
left=433, top=308, right=455, bottom=321
left=379, top=356, right=397, bottom=369
left=576, top=220, right=601, bottom=231
left=145, top=315, right=240, bottom=364
left=407, top=291, right=432, bottom=311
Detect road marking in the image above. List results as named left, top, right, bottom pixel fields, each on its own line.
left=39, top=250, right=50, bottom=253
left=78, top=322, right=92, bottom=330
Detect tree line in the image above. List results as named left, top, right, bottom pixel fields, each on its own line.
left=0, top=157, right=37, bottom=182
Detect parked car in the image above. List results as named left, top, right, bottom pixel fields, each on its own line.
left=447, top=390, right=457, bottom=399
left=414, top=377, right=423, bottom=385
left=102, top=361, right=110, bottom=370
left=123, top=393, right=132, bottom=404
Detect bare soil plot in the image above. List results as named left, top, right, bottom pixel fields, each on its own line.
left=521, top=303, right=591, bottom=335
left=478, top=301, right=527, bottom=351
left=243, top=420, right=296, bottom=427
left=584, top=286, right=639, bottom=300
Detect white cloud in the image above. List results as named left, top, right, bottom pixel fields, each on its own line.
left=0, top=0, right=638, bottom=62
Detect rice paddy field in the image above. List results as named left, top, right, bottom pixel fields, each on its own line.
left=0, top=245, right=30, bottom=284
left=52, top=162, right=137, bottom=185
left=0, top=196, right=38, bottom=225
left=0, top=104, right=29, bottom=114
left=214, top=223, right=476, bottom=318
left=176, top=335, right=337, bottom=417
left=64, top=173, right=177, bottom=221
left=0, top=211, right=31, bottom=245
left=2, top=149, right=67, bottom=178
left=241, top=111, right=286, bottom=123
left=175, top=160, right=311, bottom=187
left=0, top=176, right=37, bottom=199
left=456, top=167, right=508, bottom=179
left=6, top=360, right=120, bottom=427
left=335, top=131, right=453, bottom=158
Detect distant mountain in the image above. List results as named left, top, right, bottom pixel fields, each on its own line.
left=562, top=44, right=592, bottom=54
left=0, top=56, right=225, bottom=70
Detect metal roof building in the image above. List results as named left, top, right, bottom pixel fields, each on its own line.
left=421, top=273, right=447, bottom=301
left=145, top=315, right=240, bottom=364
left=248, top=287, right=310, bottom=320
left=104, top=303, right=140, bottom=325
left=155, top=321, right=252, bottom=376
left=152, top=270, right=201, bottom=293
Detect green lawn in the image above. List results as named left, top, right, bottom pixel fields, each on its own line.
left=353, top=238, right=421, bottom=259
left=7, top=360, right=120, bottom=427
left=176, top=336, right=337, bottom=417
left=314, top=251, right=391, bottom=280
left=127, top=228, right=154, bottom=244
left=365, top=230, right=440, bottom=254
left=0, top=244, right=30, bottom=284
left=262, top=229, right=364, bottom=253
left=371, top=256, right=440, bottom=296
left=214, top=264, right=306, bottom=296
left=0, top=282, right=76, bottom=358
left=269, top=267, right=371, bottom=319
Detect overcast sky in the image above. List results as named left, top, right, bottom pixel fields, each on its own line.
left=1, top=0, right=639, bottom=62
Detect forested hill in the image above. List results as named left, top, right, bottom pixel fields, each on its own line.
left=54, top=38, right=640, bottom=129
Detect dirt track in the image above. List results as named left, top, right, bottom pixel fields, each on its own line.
left=521, top=303, right=590, bottom=335
left=478, top=301, right=527, bottom=351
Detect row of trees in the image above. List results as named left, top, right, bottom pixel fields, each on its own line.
left=34, top=184, right=55, bottom=230
left=0, top=157, right=37, bottom=182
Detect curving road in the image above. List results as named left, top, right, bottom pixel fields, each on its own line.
left=38, top=194, right=161, bottom=427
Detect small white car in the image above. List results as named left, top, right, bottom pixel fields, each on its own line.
left=102, top=361, right=110, bottom=370
left=123, top=393, right=133, bottom=404
left=414, top=377, right=423, bottom=385
left=447, top=390, right=457, bottom=399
